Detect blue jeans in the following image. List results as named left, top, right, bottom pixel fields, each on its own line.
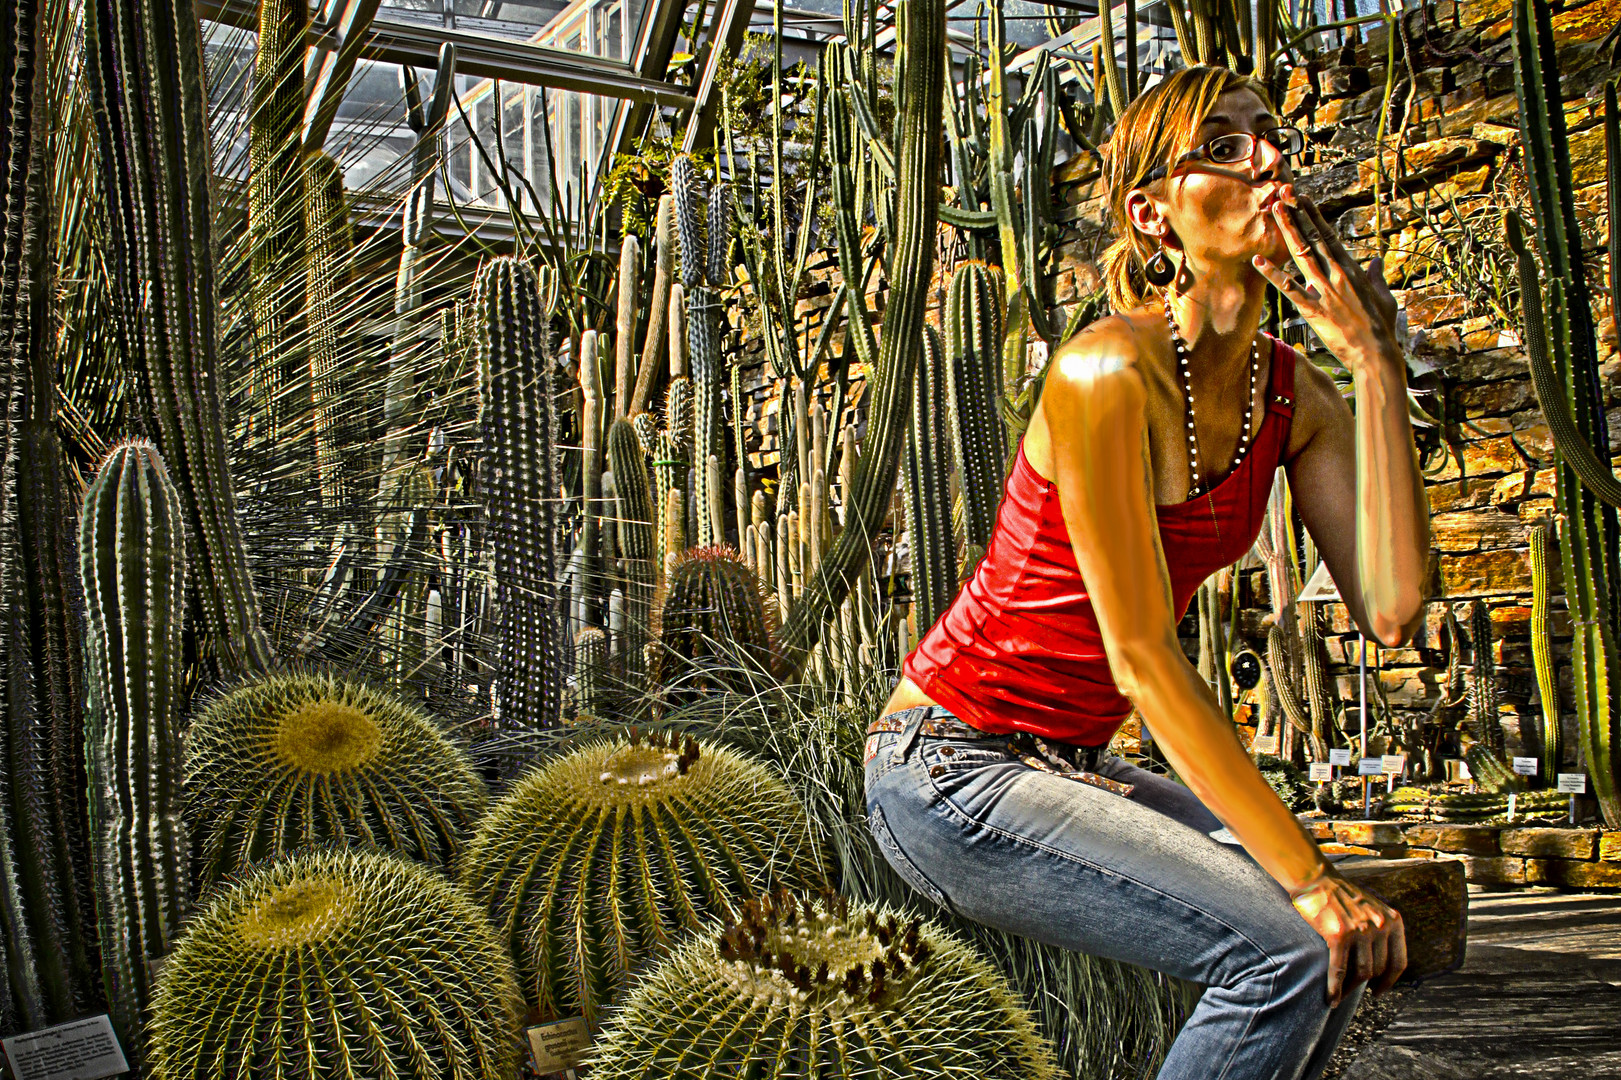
left=863, top=704, right=1364, bottom=1080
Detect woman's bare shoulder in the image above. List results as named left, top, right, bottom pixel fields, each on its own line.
left=1046, top=313, right=1151, bottom=395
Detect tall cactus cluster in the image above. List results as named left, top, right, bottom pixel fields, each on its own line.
left=147, top=849, right=523, bottom=1080
left=78, top=440, right=190, bottom=1062
left=582, top=889, right=1062, bottom=1079
left=1506, top=0, right=1620, bottom=826
left=183, top=672, right=488, bottom=888
left=458, top=730, right=825, bottom=1025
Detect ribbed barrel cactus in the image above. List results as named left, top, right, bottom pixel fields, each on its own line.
left=458, top=729, right=825, bottom=1025
left=184, top=671, right=487, bottom=888
left=582, top=888, right=1061, bottom=1079
left=652, top=545, right=780, bottom=700
left=148, top=848, right=523, bottom=1080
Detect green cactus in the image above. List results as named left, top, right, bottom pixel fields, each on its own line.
left=303, top=150, right=358, bottom=515
left=458, top=730, right=825, bottom=1025
left=574, top=626, right=608, bottom=717
left=475, top=256, right=565, bottom=742
left=1468, top=600, right=1505, bottom=757
left=706, top=181, right=731, bottom=288
left=580, top=329, right=606, bottom=623
left=608, top=417, right=655, bottom=688
left=1254, top=754, right=1316, bottom=812
left=628, top=195, right=675, bottom=418
left=688, top=286, right=726, bottom=546
left=379, top=462, right=436, bottom=685
left=78, top=439, right=189, bottom=1062
left=0, top=0, right=100, bottom=1028
left=905, top=325, right=956, bottom=638
left=778, top=0, right=944, bottom=675
left=653, top=546, right=780, bottom=701
left=1382, top=785, right=1567, bottom=823
left=1530, top=518, right=1562, bottom=784
left=84, top=0, right=275, bottom=680
left=148, top=848, right=523, bottom=1080
left=945, top=261, right=1009, bottom=552
left=1506, top=0, right=1619, bottom=824
left=1301, top=600, right=1339, bottom=755
left=671, top=153, right=706, bottom=291
left=183, top=671, right=487, bottom=889
left=582, top=889, right=1062, bottom=1079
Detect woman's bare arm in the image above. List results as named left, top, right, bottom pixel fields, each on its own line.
left=1040, top=328, right=1330, bottom=894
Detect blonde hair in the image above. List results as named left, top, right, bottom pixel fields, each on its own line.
left=1097, top=65, right=1276, bottom=315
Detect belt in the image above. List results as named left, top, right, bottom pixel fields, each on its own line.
left=866, top=707, right=1129, bottom=794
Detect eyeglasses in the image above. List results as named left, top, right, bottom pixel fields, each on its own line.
left=1143, top=126, right=1306, bottom=185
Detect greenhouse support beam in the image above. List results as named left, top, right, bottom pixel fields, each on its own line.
left=682, top=0, right=758, bottom=152
left=303, top=0, right=385, bottom=151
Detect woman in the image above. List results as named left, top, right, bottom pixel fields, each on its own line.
left=863, top=65, right=1428, bottom=1080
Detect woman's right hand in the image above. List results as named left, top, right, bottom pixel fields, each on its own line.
left=1288, top=871, right=1408, bottom=1008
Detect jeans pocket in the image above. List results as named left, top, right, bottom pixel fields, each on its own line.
left=867, top=801, right=949, bottom=910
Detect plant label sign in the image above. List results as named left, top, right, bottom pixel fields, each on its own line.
left=1251, top=734, right=1279, bottom=754
left=1329, top=749, right=1353, bottom=767
left=1557, top=773, right=1588, bottom=794
left=1357, top=757, right=1384, bottom=776
left=1380, top=755, right=1405, bottom=776
left=527, top=1017, right=590, bottom=1077
left=1308, top=762, right=1333, bottom=782
left=2, top=1015, right=128, bottom=1080
left=1512, top=756, right=1539, bottom=776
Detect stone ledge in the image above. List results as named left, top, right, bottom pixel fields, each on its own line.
left=1308, top=819, right=1621, bottom=889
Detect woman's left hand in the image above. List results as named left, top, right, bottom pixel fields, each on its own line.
left=1252, top=186, right=1402, bottom=373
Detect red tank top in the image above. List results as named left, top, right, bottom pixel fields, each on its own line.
left=902, top=333, right=1299, bottom=745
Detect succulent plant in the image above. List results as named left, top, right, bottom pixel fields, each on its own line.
left=905, top=324, right=956, bottom=637
left=652, top=545, right=780, bottom=701
left=78, top=439, right=190, bottom=1061
left=582, top=888, right=1062, bottom=1079
left=184, top=671, right=487, bottom=889
left=148, top=848, right=523, bottom=1080
left=458, top=729, right=825, bottom=1025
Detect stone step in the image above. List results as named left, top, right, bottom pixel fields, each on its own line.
left=1334, top=857, right=1468, bottom=983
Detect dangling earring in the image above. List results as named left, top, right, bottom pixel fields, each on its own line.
left=1144, top=242, right=1176, bottom=289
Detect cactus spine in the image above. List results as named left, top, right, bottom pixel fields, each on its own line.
left=906, top=325, right=956, bottom=637
left=184, top=672, right=488, bottom=888
left=608, top=417, right=655, bottom=687
left=79, top=440, right=189, bottom=1063
left=1506, top=0, right=1620, bottom=823
left=148, top=849, right=523, bottom=1080
left=304, top=151, right=357, bottom=514
left=945, top=261, right=1009, bottom=552
left=459, top=731, right=824, bottom=1025
left=654, top=546, right=779, bottom=700
left=779, top=0, right=945, bottom=673
left=582, top=890, right=1061, bottom=1079
left=84, top=0, right=275, bottom=679
left=475, top=256, right=565, bottom=743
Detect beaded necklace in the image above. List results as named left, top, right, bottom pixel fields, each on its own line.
left=1161, top=300, right=1260, bottom=501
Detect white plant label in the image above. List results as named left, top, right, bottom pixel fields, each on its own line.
left=1329, top=749, right=1353, bottom=766
left=527, top=1017, right=590, bottom=1076
left=1557, top=773, right=1588, bottom=794
left=2, top=1015, right=128, bottom=1080
left=1512, top=756, right=1539, bottom=776
left=1380, top=754, right=1405, bottom=775
left=1309, top=762, right=1333, bottom=782
left=1251, top=734, right=1279, bottom=755
left=1456, top=759, right=1472, bottom=780
left=1357, top=757, right=1384, bottom=776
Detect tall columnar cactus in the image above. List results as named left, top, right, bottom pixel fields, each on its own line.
left=628, top=195, right=675, bottom=418
left=475, top=256, right=565, bottom=743
left=688, top=286, right=726, bottom=546
left=1507, top=0, right=1619, bottom=824
left=78, top=440, right=189, bottom=1062
left=458, top=730, right=825, bottom=1025
left=1, top=0, right=99, bottom=1029
left=671, top=154, right=705, bottom=290
left=304, top=150, right=358, bottom=515
left=653, top=546, right=780, bottom=701
left=83, top=0, right=275, bottom=679
left=184, top=672, right=488, bottom=889
left=779, top=0, right=944, bottom=674
left=706, top=181, right=732, bottom=288
left=1530, top=519, right=1562, bottom=784
left=608, top=417, right=655, bottom=688
left=244, top=0, right=309, bottom=460
left=906, top=325, right=956, bottom=638
left=1463, top=599, right=1522, bottom=793
left=582, top=890, right=1061, bottom=1079
left=945, top=261, right=1009, bottom=554
left=148, top=848, right=523, bottom=1080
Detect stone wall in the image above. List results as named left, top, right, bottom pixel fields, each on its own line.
left=1309, top=819, right=1621, bottom=888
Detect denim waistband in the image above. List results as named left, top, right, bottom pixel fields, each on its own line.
left=878, top=704, right=1110, bottom=771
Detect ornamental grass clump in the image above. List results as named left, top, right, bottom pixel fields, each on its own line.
left=147, top=848, right=523, bottom=1080
left=185, top=671, right=487, bottom=888
left=582, top=887, right=1063, bottom=1079
left=459, top=728, right=826, bottom=1025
